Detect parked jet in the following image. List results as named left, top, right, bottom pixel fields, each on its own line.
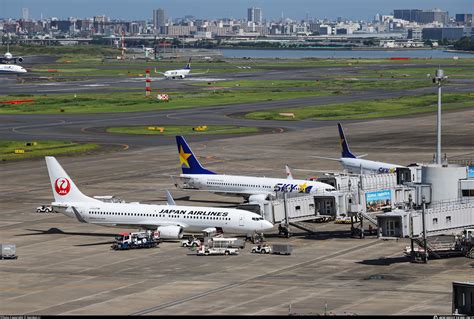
left=155, top=58, right=208, bottom=79
left=174, top=136, right=336, bottom=202
left=45, top=156, right=273, bottom=239
left=312, top=123, right=405, bottom=174
left=0, top=64, right=27, bottom=74
left=0, top=44, right=23, bottom=64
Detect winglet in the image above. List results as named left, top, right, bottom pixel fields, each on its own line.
left=337, top=123, right=356, bottom=159
left=285, top=164, right=294, bottom=180
left=166, top=190, right=176, bottom=206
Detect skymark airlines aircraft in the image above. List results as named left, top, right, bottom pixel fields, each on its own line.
left=175, top=136, right=336, bottom=202
left=45, top=156, right=273, bottom=239
left=155, top=58, right=208, bottom=79
left=312, top=123, right=405, bottom=174
left=0, top=64, right=27, bottom=74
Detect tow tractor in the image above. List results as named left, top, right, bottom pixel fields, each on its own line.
left=112, top=231, right=160, bottom=250
left=181, top=236, right=202, bottom=247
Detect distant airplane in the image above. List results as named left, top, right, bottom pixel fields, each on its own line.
left=311, top=123, right=405, bottom=174
left=155, top=58, right=208, bottom=79
left=0, top=64, right=27, bottom=74
left=174, top=136, right=336, bottom=203
left=142, top=45, right=155, bottom=54
left=44, top=156, right=273, bottom=239
left=0, top=44, right=23, bottom=64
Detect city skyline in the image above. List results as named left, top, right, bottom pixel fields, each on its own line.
left=1, top=0, right=473, bottom=21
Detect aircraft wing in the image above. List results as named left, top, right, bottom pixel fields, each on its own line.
left=309, top=155, right=341, bottom=162
left=357, top=154, right=368, bottom=158
left=293, top=168, right=343, bottom=174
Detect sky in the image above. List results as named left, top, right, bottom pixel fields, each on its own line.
left=1, top=0, right=473, bottom=21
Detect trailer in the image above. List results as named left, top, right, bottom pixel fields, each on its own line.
left=271, top=243, right=293, bottom=255
left=112, top=231, right=160, bottom=250
left=1, top=244, right=17, bottom=259
left=196, top=245, right=239, bottom=256
left=251, top=243, right=293, bottom=255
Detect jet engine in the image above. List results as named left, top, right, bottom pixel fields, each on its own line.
left=17, top=57, right=23, bottom=63
left=157, top=225, right=184, bottom=239
left=248, top=194, right=268, bottom=203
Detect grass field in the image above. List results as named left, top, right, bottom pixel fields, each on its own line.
left=194, top=79, right=430, bottom=90
left=0, top=140, right=99, bottom=161
left=0, top=90, right=331, bottom=114
left=107, top=125, right=260, bottom=135
left=245, top=93, right=474, bottom=121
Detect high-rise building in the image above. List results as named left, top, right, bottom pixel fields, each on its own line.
left=153, top=8, right=165, bottom=31
left=394, top=8, right=448, bottom=25
left=247, top=7, right=262, bottom=24
left=22, top=8, right=29, bottom=20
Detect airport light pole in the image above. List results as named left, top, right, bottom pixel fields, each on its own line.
left=429, top=69, right=448, bottom=165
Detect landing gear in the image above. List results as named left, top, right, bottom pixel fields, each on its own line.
left=278, top=224, right=291, bottom=238
left=246, top=231, right=265, bottom=244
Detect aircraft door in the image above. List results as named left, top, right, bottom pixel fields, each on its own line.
left=239, top=215, right=244, bottom=226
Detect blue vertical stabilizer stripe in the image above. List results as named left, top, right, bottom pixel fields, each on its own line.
left=337, top=123, right=356, bottom=159
left=176, top=136, right=215, bottom=175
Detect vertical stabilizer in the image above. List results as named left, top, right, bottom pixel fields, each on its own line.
left=337, top=123, right=356, bottom=159
left=45, top=157, right=99, bottom=203
left=175, top=136, right=216, bottom=175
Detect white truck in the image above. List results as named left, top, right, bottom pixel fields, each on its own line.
left=251, top=244, right=272, bottom=254
left=181, top=237, right=202, bottom=247
left=251, top=243, right=293, bottom=255
left=196, top=245, right=239, bottom=256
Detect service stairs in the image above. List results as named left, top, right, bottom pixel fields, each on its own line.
left=412, top=236, right=458, bottom=259
left=288, top=221, right=318, bottom=234
left=360, top=212, right=378, bottom=225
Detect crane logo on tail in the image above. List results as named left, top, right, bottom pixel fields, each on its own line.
left=55, top=178, right=71, bottom=196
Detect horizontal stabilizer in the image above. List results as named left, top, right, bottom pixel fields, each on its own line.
left=309, top=155, right=341, bottom=162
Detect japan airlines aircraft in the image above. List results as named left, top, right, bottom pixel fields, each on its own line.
left=175, top=136, right=336, bottom=202
left=155, top=58, right=208, bottom=79
left=45, top=156, right=273, bottom=239
left=0, top=64, right=27, bottom=74
left=0, top=44, right=23, bottom=64
left=312, top=123, right=405, bottom=174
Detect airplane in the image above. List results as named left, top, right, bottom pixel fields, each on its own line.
left=45, top=156, right=273, bottom=239
left=0, top=64, right=27, bottom=74
left=0, top=43, right=23, bottom=64
left=311, top=123, right=405, bottom=174
left=174, top=136, right=336, bottom=203
left=155, top=58, right=208, bottom=79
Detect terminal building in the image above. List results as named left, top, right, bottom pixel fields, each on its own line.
left=244, top=159, right=474, bottom=238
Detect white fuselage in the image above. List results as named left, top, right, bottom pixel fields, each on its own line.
left=54, top=201, right=272, bottom=233
left=164, top=69, right=190, bottom=79
left=340, top=157, right=404, bottom=174
left=180, top=174, right=336, bottom=198
left=0, top=64, right=26, bottom=74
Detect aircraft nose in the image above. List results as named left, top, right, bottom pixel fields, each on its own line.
left=261, top=220, right=274, bottom=230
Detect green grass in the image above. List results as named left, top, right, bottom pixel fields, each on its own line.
left=0, top=90, right=330, bottom=114
left=194, top=79, right=430, bottom=90
left=0, top=140, right=99, bottom=161
left=356, top=66, right=474, bottom=79
left=245, top=93, right=474, bottom=121
left=107, top=125, right=260, bottom=135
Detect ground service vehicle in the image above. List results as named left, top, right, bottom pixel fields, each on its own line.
left=271, top=243, right=293, bottom=255
left=196, top=245, right=239, bottom=256
left=112, top=231, right=160, bottom=250
left=209, top=237, right=246, bottom=249
left=251, top=244, right=272, bottom=254
left=181, top=237, right=201, bottom=247
left=0, top=244, right=17, bottom=259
